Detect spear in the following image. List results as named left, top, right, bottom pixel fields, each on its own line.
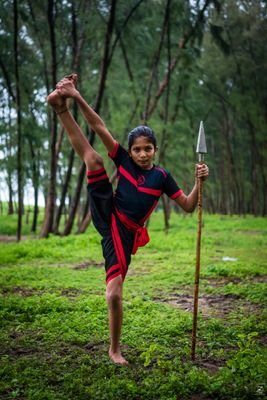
left=191, top=121, right=207, bottom=361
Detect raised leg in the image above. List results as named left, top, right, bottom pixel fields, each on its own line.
left=47, top=88, right=102, bottom=171
left=106, top=275, right=128, bottom=365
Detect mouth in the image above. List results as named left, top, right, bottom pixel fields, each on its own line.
left=139, top=160, right=149, bottom=165
left=138, top=160, right=152, bottom=169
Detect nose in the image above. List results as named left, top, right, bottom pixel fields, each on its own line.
left=140, top=150, right=146, bottom=158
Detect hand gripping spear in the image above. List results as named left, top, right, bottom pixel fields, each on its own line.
left=191, top=121, right=207, bottom=361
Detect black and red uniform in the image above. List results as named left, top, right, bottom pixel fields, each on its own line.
left=87, top=142, right=183, bottom=284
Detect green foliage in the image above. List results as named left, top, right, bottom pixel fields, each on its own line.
left=209, top=333, right=267, bottom=399
left=0, top=214, right=266, bottom=399
left=1, top=0, right=266, bottom=228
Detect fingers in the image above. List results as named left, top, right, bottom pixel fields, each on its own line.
left=56, top=77, right=78, bottom=99
left=56, top=73, right=78, bottom=90
left=195, top=163, right=209, bottom=179
left=56, top=78, right=74, bottom=90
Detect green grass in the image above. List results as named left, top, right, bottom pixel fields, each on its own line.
left=0, top=212, right=266, bottom=399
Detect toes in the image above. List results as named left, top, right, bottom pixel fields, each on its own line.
left=64, top=73, right=78, bottom=86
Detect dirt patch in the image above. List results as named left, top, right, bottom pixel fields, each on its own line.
left=204, top=277, right=242, bottom=286
left=154, top=293, right=244, bottom=318
left=60, top=288, right=84, bottom=297
left=5, top=346, right=38, bottom=357
left=0, top=235, right=29, bottom=242
left=73, top=260, right=104, bottom=270
left=205, top=275, right=267, bottom=287
left=189, top=395, right=213, bottom=400
left=1, top=286, right=42, bottom=297
left=1, top=286, right=85, bottom=298
left=193, top=358, right=225, bottom=375
left=252, top=275, right=267, bottom=283
left=235, top=229, right=265, bottom=235
left=128, top=268, right=151, bottom=276
left=258, top=335, right=267, bottom=346
left=84, top=341, right=106, bottom=352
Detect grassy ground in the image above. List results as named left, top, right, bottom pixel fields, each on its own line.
left=0, top=212, right=266, bottom=399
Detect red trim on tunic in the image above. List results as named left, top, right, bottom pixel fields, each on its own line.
left=170, top=189, right=183, bottom=199
left=154, top=166, right=167, bottom=178
left=106, top=270, right=121, bottom=285
left=118, top=166, right=162, bottom=197
left=87, top=167, right=106, bottom=177
left=118, top=166, right=137, bottom=187
left=111, top=213, right=127, bottom=281
left=108, top=142, right=120, bottom=159
left=109, top=209, right=151, bottom=283
left=87, top=173, right=109, bottom=184
left=138, top=187, right=162, bottom=197
left=106, top=264, right=121, bottom=284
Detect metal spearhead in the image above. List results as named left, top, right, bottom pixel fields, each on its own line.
left=196, top=121, right=207, bottom=162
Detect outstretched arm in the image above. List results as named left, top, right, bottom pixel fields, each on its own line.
left=175, top=164, right=209, bottom=212
left=56, top=77, right=117, bottom=153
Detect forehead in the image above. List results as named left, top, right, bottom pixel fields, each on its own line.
left=131, top=136, right=154, bottom=147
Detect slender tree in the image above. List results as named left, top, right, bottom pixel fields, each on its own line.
left=40, top=0, right=58, bottom=237
left=13, top=0, right=23, bottom=241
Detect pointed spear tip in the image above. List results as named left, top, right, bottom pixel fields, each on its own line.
left=196, top=120, right=207, bottom=154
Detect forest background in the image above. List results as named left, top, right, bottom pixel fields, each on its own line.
left=0, top=0, right=266, bottom=240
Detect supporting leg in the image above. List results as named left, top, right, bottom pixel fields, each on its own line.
left=106, top=275, right=128, bottom=365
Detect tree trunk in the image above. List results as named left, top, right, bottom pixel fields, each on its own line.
left=162, top=194, right=171, bottom=232
left=54, top=148, right=75, bottom=233
left=40, top=0, right=58, bottom=238
left=28, top=138, right=40, bottom=232
left=77, top=210, right=92, bottom=234
left=63, top=163, right=86, bottom=235
left=14, top=0, right=23, bottom=242
left=7, top=174, right=14, bottom=215
left=32, top=185, right=39, bottom=233
left=6, top=99, right=14, bottom=215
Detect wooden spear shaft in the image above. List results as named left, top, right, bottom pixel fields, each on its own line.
left=191, top=166, right=204, bottom=361
left=191, top=120, right=207, bottom=361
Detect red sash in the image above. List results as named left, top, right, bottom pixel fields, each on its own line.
left=110, top=208, right=150, bottom=281
left=114, top=208, right=150, bottom=255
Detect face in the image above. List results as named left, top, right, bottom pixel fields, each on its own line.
left=129, top=136, right=157, bottom=170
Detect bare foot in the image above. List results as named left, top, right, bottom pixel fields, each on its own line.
left=47, top=73, right=77, bottom=113
left=56, top=76, right=79, bottom=99
left=109, top=349, right=129, bottom=365
left=64, top=73, right=78, bottom=87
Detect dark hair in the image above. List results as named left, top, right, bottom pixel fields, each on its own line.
left=128, top=126, right=157, bottom=149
